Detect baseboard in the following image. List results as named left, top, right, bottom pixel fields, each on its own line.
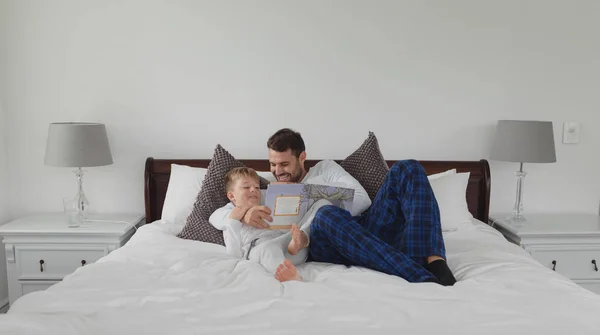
left=0, top=298, right=8, bottom=314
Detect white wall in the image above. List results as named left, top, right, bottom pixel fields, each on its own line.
left=2, top=0, right=599, bottom=223
left=0, top=0, right=11, bottom=306
left=0, top=98, right=8, bottom=305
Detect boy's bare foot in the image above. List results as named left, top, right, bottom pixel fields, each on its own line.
left=287, top=224, right=308, bottom=255
left=275, top=259, right=302, bottom=282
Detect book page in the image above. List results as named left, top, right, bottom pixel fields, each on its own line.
left=274, top=195, right=301, bottom=216
left=264, top=182, right=355, bottom=230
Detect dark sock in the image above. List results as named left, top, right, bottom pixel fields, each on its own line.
left=425, top=259, right=457, bottom=286
left=423, top=277, right=440, bottom=284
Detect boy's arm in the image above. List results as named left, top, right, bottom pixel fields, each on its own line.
left=320, top=160, right=372, bottom=216
left=208, top=203, right=236, bottom=231
left=209, top=203, right=246, bottom=258
left=223, top=220, right=244, bottom=258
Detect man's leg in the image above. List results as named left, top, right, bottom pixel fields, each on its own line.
left=309, top=205, right=438, bottom=284
left=288, top=199, right=332, bottom=255
left=361, top=159, right=455, bottom=285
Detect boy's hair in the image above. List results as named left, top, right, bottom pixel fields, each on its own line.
left=266, top=128, right=305, bottom=158
left=224, top=167, right=260, bottom=192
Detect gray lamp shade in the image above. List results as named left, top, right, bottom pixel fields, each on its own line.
left=44, top=122, right=113, bottom=167
left=490, top=120, right=557, bottom=163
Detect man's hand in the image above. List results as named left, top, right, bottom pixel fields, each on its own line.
left=229, top=206, right=251, bottom=221
left=242, top=206, right=272, bottom=229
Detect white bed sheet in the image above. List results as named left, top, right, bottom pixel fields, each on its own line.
left=1, top=218, right=600, bottom=335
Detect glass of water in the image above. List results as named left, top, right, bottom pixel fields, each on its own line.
left=63, top=197, right=83, bottom=228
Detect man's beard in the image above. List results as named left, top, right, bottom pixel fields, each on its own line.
left=276, top=167, right=303, bottom=183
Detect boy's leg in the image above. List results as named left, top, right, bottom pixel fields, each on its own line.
left=309, top=205, right=438, bottom=283
left=362, top=159, right=446, bottom=263
left=249, top=233, right=308, bottom=274
left=249, top=198, right=333, bottom=273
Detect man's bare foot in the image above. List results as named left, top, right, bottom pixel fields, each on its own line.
left=275, top=259, right=302, bottom=282
left=287, top=224, right=308, bottom=255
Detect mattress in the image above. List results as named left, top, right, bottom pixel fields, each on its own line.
left=1, top=218, right=600, bottom=335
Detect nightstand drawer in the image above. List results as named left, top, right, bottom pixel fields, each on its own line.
left=20, top=280, right=60, bottom=296
left=530, top=248, right=600, bottom=280
left=16, top=246, right=106, bottom=280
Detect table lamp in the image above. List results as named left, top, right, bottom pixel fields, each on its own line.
left=490, top=120, right=556, bottom=222
left=44, top=122, right=113, bottom=217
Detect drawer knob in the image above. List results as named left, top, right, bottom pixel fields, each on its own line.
left=39, top=259, right=44, bottom=272
left=81, top=260, right=86, bottom=266
left=551, top=260, right=556, bottom=271
left=592, top=260, right=598, bottom=272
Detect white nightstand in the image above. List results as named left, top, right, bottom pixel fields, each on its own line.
left=489, top=212, right=600, bottom=294
left=0, top=212, right=145, bottom=307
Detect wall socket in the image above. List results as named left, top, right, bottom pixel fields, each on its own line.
left=562, top=121, right=580, bottom=144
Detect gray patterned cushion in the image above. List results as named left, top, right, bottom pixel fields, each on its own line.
left=177, top=144, right=270, bottom=245
left=340, top=131, right=389, bottom=201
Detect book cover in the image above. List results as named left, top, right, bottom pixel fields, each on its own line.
left=264, top=183, right=355, bottom=229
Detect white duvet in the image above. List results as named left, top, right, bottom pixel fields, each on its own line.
left=2, top=219, right=600, bottom=335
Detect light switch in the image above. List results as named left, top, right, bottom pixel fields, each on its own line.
left=562, top=121, right=580, bottom=144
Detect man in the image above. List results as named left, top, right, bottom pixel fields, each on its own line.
left=264, top=128, right=456, bottom=286
left=209, top=129, right=373, bottom=282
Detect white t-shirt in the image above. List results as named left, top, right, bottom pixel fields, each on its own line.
left=208, top=159, right=372, bottom=257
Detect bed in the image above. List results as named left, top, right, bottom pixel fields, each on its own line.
left=1, top=158, right=600, bottom=335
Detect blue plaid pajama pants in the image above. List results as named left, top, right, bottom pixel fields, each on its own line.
left=309, top=160, right=445, bottom=283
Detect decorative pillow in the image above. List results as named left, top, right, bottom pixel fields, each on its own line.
left=177, top=144, right=270, bottom=245
left=428, top=172, right=473, bottom=231
left=162, top=164, right=207, bottom=224
left=340, top=131, right=389, bottom=201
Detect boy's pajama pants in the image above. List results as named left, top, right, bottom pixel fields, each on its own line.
left=248, top=199, right=332, bottom=274
left=309, top=160, right=446, bottom=283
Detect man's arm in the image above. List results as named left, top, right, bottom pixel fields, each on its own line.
left=210, top=202, right=272, bottom=231
left=319, top=160, right=372, bottom=216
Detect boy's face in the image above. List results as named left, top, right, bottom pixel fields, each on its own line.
left=268, top=149, right=306, bottom=183
left=227, top=176, right=261, bottom=207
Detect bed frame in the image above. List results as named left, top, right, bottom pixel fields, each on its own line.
left=144, top=158, right=491, bottom=225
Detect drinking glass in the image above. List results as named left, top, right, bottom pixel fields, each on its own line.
left=63, top=197, right=83, bottom=228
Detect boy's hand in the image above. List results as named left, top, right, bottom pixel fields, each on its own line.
left=242, top=206, right=272, bottom=229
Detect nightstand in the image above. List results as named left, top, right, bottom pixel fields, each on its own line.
left=0, top=212, right=145, bottom=306
left=489, top=212, right=600, bottom=294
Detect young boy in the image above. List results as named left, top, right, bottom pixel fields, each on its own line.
left=209, top=167, right=330, bottom=282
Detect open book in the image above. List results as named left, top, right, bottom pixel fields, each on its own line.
left=264, top=183, right=355, bottom=229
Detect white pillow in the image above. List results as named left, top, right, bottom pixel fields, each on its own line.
left=428, top=169, right=456, bottom=180
left=162, top=164, right=208, bottom=224
left=257, top=171, right=277, bottom=183
left=428, top=172, right=473, bottom=231
left=161, top=164, right=276, bottom=224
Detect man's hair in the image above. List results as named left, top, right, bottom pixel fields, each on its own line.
left=266, top=128, right=306, bottom=157
left=224, top=167, right=259, bottom=192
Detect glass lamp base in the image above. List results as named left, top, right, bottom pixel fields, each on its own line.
left=73, top=167, right=92, bottom=220
left=511, top=163, right=527, bottom=225
left=505, top=214, right=527, bottom=225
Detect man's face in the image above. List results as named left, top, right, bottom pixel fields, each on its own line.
left=268, top=149, right=306, bottom=183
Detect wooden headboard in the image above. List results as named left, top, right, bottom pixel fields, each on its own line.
left=144, top=158, right=491, bottom=224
